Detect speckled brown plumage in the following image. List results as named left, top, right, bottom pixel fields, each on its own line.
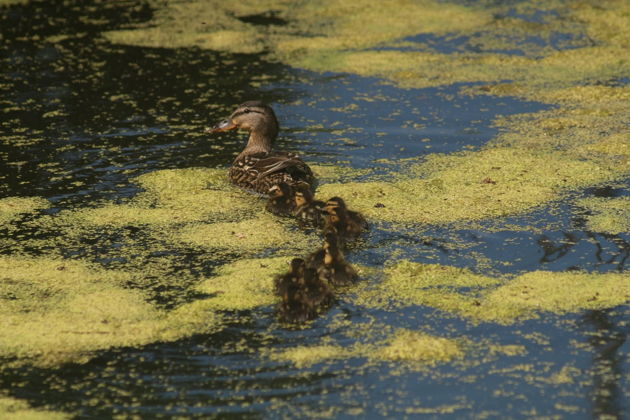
left=322, top=196, right=368, bottom=241
left=274, top=258, right=333, bottom=322
left=265, top=182, right=296, bottom=216
left=306, top=232, right=358, bottom=287
left=293, top=184, right=326, bottom=228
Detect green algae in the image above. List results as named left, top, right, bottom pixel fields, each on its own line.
left=355, top=260, right=630, bottom=324
left=270, top=344, right=348, bottom=368
left=0, top=196, right=49, bottom=224
left=374, top=329, right=463, bottom=365
left=0, top=256, right=220, bottom=367
left=103, top=0, right=492, bottom=58
left=194, top=256, right=290, bottom=311
left=177, top=214, right=319, bottom=254
left=481, top=271, right=630, bottom=322
left=269, top=328, right=462, bottom=369
left=576, top=197, right=630, bottom=235
left=0, top=393, right=69, bottom=420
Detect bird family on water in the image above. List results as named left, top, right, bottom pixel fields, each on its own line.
left=208, top=101, right=367, bottom=322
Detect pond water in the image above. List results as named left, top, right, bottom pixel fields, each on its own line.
left=1, top=0, right=628, bottom=418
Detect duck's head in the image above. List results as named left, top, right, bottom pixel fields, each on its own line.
left=269, top=182, right=292, bottom=199
left=208, top=101, right=279, bottom=140
left=294, top=185, right=314, bottom=207
left=323, top=196, right=348, bottom=222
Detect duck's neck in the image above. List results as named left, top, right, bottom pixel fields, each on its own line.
left=237, top=131, right=274, bottom=159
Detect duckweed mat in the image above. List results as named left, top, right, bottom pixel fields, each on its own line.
left=1, top=0, right=628, bottom=417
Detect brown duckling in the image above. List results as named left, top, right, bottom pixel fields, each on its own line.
left=306, top=232, right=358, bottom=287
left=322, top=196, right=368, bottom=240
left=293, top=184, right=326, bottom=228
left=265, top=182, right=295, bottom=216
left=207, top=101, right=315, bottom=195
left=274, top=258, right=333, bottom=323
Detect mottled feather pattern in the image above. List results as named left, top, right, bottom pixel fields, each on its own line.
left=229, top=151, right=314, bottom=195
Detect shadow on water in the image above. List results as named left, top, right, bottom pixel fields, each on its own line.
left=1, top=0, right=628, bottom=418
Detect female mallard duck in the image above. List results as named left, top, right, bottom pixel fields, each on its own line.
left=274, top=258, right=333, bottom=322
left=265, top=182, right=296, bottom=216
left=293, top=184, right=325, bottom=228
left=322, top=196, right=368, bottom=240
left=306, top=232, right=358, bottom=287
left=208, top=101, right=315, bottom=195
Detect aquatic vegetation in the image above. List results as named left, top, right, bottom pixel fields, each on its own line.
left=576, top=196, right=630, bottom=235
left=0, top=256, right=220, bottom=367
left=193, top=256, right=290, bottom=311
left=270, top=344, right=348, bottom=368
left=0, top=196, right=48, bottom=224
left=355, top=260, right=630, bottom=324
left=374, top=329, right=463, bottom=365
left=269, top=328, right=462, bottom=368
left=0, top=393, right=69, bottom=420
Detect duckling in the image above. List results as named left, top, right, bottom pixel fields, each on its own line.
left=306, top=232, right=358, bottom=287
left=293, top=184, right=326, bottom=228
left=275, top=258, right=333, bottom=322
left=322, top=196, right=368, bottom=240
left=265, top=182, right=295, bottom=216
left=207, top=101, right=315, bottom=195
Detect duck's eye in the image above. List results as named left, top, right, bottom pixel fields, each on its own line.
left=243, top=108, right=251, bottom=114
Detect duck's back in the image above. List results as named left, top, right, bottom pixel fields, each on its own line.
left=229, top=151, right=315, bottom=195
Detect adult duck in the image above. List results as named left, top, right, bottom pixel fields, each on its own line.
left=207, top=101, right=315, bottom=195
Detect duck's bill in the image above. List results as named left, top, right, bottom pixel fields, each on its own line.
left=205, top=119, right=237, bottom=133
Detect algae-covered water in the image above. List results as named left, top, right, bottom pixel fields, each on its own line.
left=1, top=0, right=628, bottom=418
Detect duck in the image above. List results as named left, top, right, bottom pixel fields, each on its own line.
left=265, top=182, right=296, bottom=216
left=322, top=196, right=368, bottom=240
left=306, top=232, right=359, bottom=287
left=293, top=184, right=326, bottom=228
left=207, top=101, right=315, bottom=195
left=274, top=258, right=333, bottom=322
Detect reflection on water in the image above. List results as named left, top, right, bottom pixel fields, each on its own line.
left=1, top=0, right=628, bottom=418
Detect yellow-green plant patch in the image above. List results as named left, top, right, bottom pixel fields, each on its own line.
left=103, top=0, right=492, bottom=60
left=318, top=144, right=622, bottom=224
left=0, top=256, right=221, bottom=367
left=576, top=196, right=630, bottom=235
left=269, top=328, right=462, bottom=368
left=374, top=329, right=462, bottom=365
left=269, top=344, right=349, bottom=368
left=481, top=271, right=630, bottom=322
left=176, top=213, right=319, bottom=253
left=0, top=393, right=69, bottom=420
left=355, top=260, right=630, bottom=324
left=0, top=196, right=49, bottom=224
left=193, top=256, right=290, bottom=311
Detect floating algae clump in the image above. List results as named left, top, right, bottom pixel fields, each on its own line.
left=270, top=345, right=349, bottom=368
left=0, top=196, right=49, bottom=224
left=0, top=256, right=221, bottom=367
left=193, top=256, right=290, bottom=311
left=356, top=260, right=630, bottom=324
left=103, top=0, right=492, bottom=58
left=374, top=329, right=462, bottom=365
left=481, top=271, right=630, bottom=322
left=269, top=328, right=462, bottom=368
left=576, top=197, right=630, bottom=235
left=0, top=393, right=69, bottom=420
left=177, top=213, right=319, bottom=254
left=64, top=168, right=260, bottom=227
